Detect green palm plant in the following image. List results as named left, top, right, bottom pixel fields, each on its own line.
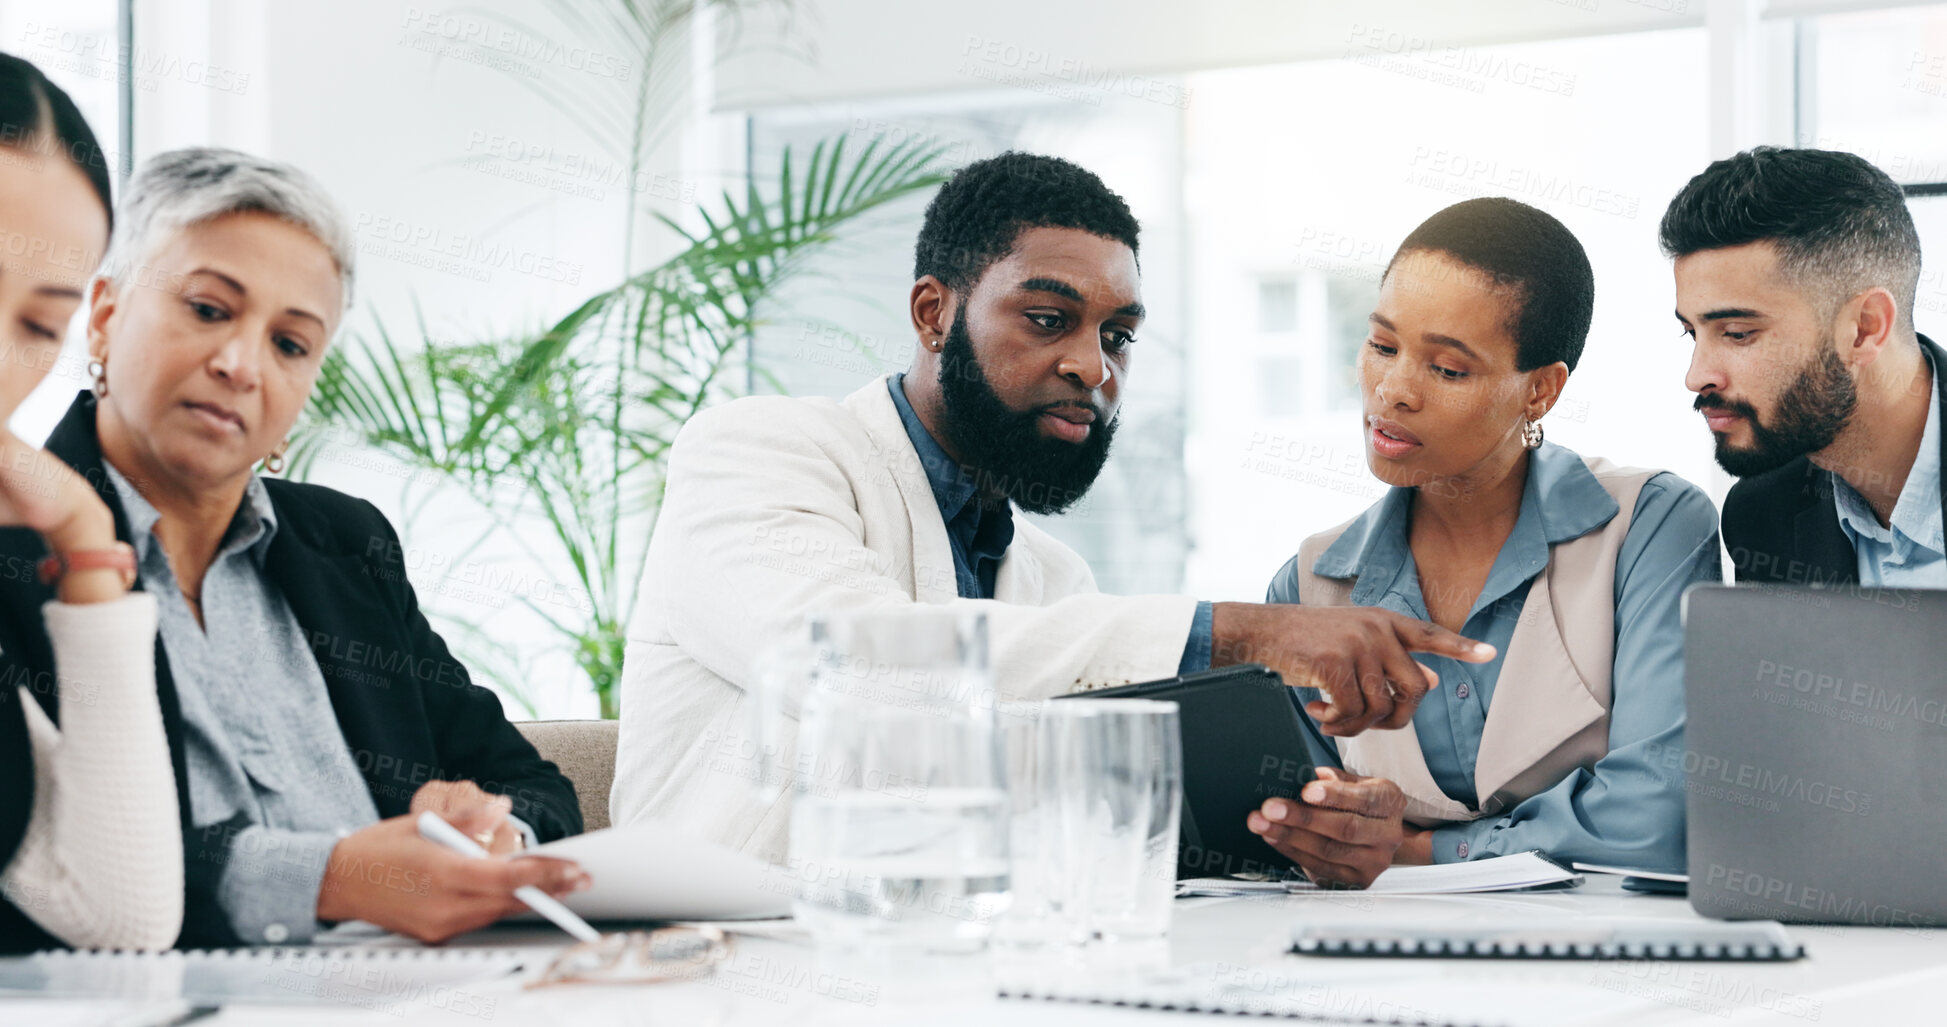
left=292, top=0, right=946, bottom=717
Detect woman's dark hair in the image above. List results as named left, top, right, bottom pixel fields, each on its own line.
left=1385, top=197, right=1596, bottom=373
left=0, top=51, right=113, bottom=227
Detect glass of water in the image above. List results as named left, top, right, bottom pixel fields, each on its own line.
left=746, top=632, right=816, bottom=804
left=991, top=698, right=1056, bottom=950
left=787, top=608, right=1009, bottom=954
left=1038, top=698, right=1183, bottom=943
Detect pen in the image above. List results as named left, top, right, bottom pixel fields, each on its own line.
left=126, top=1003, right=220, bottom=1027
left=415, top=811, right=602, bottom=943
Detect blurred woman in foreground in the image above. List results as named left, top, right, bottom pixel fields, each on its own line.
left=0, top=51, right=181, bottom=952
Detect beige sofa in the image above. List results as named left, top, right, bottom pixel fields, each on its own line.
left=515, top=719, right=619, bottom=832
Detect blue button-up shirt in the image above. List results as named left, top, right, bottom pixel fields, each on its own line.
left=105, top=464, right=379, bottom=944
left=887, top=375, right=1213, bottom=672
left=104, top=464, right=538, bottom=943
left=1266, top=443, right=1722, bottom=871
left=1833, top=351, right=1944, bottom=588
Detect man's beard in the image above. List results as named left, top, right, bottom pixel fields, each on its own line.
left=1698, top=343, right=1857, bottom=477
left=935, top=312, right=1118, bottom=515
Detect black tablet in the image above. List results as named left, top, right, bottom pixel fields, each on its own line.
left=1059, top=663, right=1321, bottom=879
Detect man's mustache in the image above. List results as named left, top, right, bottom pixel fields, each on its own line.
left=1037, top=401, right=1103, bottom=421
left=1694, top=392, right=1758, bottom=420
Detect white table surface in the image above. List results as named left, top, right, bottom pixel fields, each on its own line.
left=5, top=878, right=1940, bottom=1027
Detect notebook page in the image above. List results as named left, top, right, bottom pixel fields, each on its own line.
left=1283, top=851, right=1580, bottom=895
left=0, top=946, right=528, bottom=1009
left=1572, top=862, right=1689, bottom=883
left=1003, top=959, right=1679, bottom=1025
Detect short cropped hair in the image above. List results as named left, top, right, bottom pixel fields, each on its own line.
left=1386, top=197, right=1596, bottom=373
left=0, top=50, right=113, bottom=227
left=913, top=151, right=1139, bottom=293
left=1659, top=146, right=1920, bottom=332
left=102, top=147, right=356, bottom=312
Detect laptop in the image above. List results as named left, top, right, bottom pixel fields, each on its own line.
left=1683, top=584, right=1947, bottom=928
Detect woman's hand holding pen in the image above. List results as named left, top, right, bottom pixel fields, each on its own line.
left=318, top=782, right=589, bottom=943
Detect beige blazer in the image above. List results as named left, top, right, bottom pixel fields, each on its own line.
left=611, top=374, right=1198, bottom=862
left=1293, top=459, right=1658, bottom=827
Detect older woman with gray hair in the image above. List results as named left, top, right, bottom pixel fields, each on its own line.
left=0, top=146, right=588, bottom=947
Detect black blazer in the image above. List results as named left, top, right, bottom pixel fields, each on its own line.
left=0, top=393, right=581, bottom=953
left=1722, top=334, right=1947, bottom=585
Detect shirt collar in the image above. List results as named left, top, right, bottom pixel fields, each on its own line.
left=887, top=372, right=989, bottom=524
left=1833, top=347, right=1943, bottom=553
left=1312, top=442, right=1621, bottom=603
left=103, top=462, right=281, bottom=569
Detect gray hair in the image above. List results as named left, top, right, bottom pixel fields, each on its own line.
left=100, top=147, right=356, bottom=316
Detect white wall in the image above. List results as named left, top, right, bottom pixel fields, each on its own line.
left=713, top=0, right=1708, bottom=109
left=1178, top=28, right=1719, bottom=603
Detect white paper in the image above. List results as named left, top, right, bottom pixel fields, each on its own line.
left=516, top=818, right=794, bottom=922
left=1284, top=851, right=1580, bottom=895
left=1571, top=862, right=1689, bottom=883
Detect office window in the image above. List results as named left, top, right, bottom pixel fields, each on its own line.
left=0, top=4, right=123, bottom=165
left=1803, top=4, right=1947, bottom=342
left=1804, top=5, right=1947, bottom=186
left=1257, top=278, right=1298, bottom=333
left=1183, top=26, right=1712, bottom=601
left=1325, top=274, right=1379, bottom=410
left=1257, top=354, right=1306, bottom=417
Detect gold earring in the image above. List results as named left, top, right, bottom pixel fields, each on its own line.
left=263, top=438, right=290, bottom=475
left=87, top=358, right=107, bottom=399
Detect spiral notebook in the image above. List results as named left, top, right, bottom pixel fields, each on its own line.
left=0, top=946, right=530, bottom=1008
left=1001, top=961, right=1491, bottom=1025
left=999, top=961, right=1670, bottom=1025
left=1289, top=916, right=1804, bottom=960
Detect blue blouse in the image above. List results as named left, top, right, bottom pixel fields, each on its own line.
left=1265, top=443, right=1723, bottom=871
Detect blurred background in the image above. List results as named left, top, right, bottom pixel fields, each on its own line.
left=6, top=0, right=1946, bottom=719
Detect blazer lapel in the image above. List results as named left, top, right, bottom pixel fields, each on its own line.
left=1338, top=726, right=1476, bottom=826
left=1337, top=569, right=1608, bottom=826
left=39, top=392, right=196, bottom=911
left=1777, top=337, right=1947, bottom=587
left=44, top=392, right=133, bottom=540
left=1793, top=466, right=1858, bottom=586
left=844, top=377, right=960, bottom=605
left=1925, top=334, right=1947, bottom=540
left=260, top=503, right=425, bottom=818
left=993, top=526, right=1043, bottom=603
left=1471, top=569, right=1607, bottom=805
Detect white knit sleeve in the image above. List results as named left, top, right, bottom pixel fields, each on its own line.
left=1, top=593, right=182, bottom=949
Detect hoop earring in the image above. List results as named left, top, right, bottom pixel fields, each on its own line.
left=1522, top=419, right=1545, bottom=450
left=263, top=439, right=289, bottom=475
left=87, top=358, right=107, bottom=400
